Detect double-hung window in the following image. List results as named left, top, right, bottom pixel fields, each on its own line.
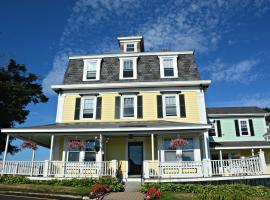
left=83, top=59, right=102, bottom=81
left=239, top=119, right=250, bottom=136
left=67, top=140, right=81, bottom=162
left=119, top=57, right=137, bottom=79
left=125, top=43, right=135, bottom=52
left=159, top=56, right=178, bottom=78
left=81, top=96, right=96, bottom=119
left=163, top=94, right=180, bottom=117
left=84, top=140, right=96, bottom=161
left=121, top=95, right=137, bottom=118
left=208, top=119, right=217, bottom=136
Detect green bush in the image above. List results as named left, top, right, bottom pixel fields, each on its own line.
left=0, top=176, right=124, bottom=192
left=141, top=183, right=270, bottom=200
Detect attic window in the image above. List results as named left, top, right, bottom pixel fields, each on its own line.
left=124, top=43, right=137, bottom=52
left=159, top=56, right=178, bottom=78
left=83, top=59, right=102, bottom=81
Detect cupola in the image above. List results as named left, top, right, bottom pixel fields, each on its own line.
left=117, top=36, right=144, bottom=53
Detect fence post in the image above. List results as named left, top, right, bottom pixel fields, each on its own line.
left=43, top=160, right=50, bottom=177
left=143, top=161, right=149, bottom=179
left=202, top=159, right=212, bottom=177
left=112, top=160, right=117, bottom=177
left=259, top=151, right=267, bottom=174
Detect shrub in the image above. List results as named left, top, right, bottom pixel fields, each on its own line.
left=89, top=184, right=110, bottom=199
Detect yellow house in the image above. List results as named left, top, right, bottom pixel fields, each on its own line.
left=1, top=36, right=268, bottom=181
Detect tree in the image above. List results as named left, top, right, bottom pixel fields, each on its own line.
left=0, top=59, right=48, bottom=155
left=264, top=107, right=270, bottom=124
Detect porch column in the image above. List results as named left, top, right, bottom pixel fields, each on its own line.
left=97, top=134, right=103, bottom=162
left=49, top=134, right=55, bottom=161
left=251, top=149, right=254, bottom=156
left=151, top=134, right=154, bottom=161
left=1, top=134, right=10, bottom=175
left=219, top=150, right=223, bottom=160
left=203, top=131, right=210, bottom=159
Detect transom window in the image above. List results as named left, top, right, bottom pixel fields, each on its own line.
left=81, top=96, right=96, bottom=119
left=159, top=56, right=178, bottom=78
left=126, top=43, right=135, bottom=52
left=121, top=95, right=137, bottom=118
left=83, top=59, right=101, bottom=81
left=163, top=95, right=180, bottom=117
left=84, top=140, right=96, bottom=161
left=119, top=57, right=137, bottom=79
left=239, top=119, right=250, bottom=136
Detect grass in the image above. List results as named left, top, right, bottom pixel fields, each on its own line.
left=0, top=184, right=90, bottom=196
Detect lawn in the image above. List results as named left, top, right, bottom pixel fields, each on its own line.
left=0, top=184, right=90, bottom=196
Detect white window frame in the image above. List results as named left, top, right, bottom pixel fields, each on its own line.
left=124, top=42, right=137, bottom=52
left=119, top=57, right=138, bottom=80
left=80, top=96, right=97, bottom=120
left=83, top=59, right=102, bottom=81
left=159, top=55, right=178, bottom=78
left=209, top=119, right=217, bottom=137
left=162, top=94, right=180, bottom=118
left=238, top=119, right=251, bottom=136
left=120, top=95, right=137, bottom=119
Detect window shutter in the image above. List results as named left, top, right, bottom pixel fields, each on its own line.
left=216, top=120, right=222, bottom=137
left=235, top=120, right=240, bottom=137
left=115, top=96, right=121, bottom=119
left=249, top=119, right=255, bottom=136
left=96, top=97, right=102, bottom=120
left=179, top=94, right=186, bottom=118
left=74, top=98, right=81, bottom=120
left=137, top=96, right=143, bottom=119
left=157, top=95, right=163, bottom=118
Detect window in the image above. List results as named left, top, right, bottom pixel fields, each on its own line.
left=84, top=140, right=96, bottom=161
left=162, top=95, right=180, bottom=117
left=162, top=138, right=194, bottom=162
left=83, top=59, right=101, bottom=81
left=67, top=140, right=81, bottom=162
left=119, top=57, right=137, bottom=79
left=126, top=43, right=135, bottom=52
left=159, top=56, right=178, bottom=78
left=81, top=96, right=96, bottom=119
left=239, top=119, right=250, bottom=136
left=121, top=95, right=137, bottom=118
left=209, top=119, right=216, bottom=136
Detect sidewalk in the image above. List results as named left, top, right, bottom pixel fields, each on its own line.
left=102, top=192, right=144, bottom=200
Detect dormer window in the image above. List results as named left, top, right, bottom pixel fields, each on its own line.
left=159, top=56, right=178, bottom=78
left=125, top=43, right=135, bottom=52
left=83, top=59, right=102, bottom=81
left=119, top=57, right=138, bottom=79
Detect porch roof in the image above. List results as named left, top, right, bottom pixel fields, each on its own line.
left=1, top=120, right=210, bottom=134
left=210, top=141, right=270, bottom=150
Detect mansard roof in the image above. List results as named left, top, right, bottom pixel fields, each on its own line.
left=207, top=106, right=268, bottom=117
left=63, top=51, right=201, bottom=85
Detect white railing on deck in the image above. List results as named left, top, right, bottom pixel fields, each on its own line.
left=0, top=160, right=117, bottom=178
left=211, top=157, right=262, bottom=176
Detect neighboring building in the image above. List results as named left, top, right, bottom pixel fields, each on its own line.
left=1, top=36, right=269, bottom=181
left=207, top=107, right=270, bottom=163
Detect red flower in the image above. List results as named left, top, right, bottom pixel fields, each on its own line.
left=21, top=142, right=38, bottom=150
left=145, top=187, right=161, bottom=199
left=169, top=138, right=188, bottom=150
left=68, top=140, right=84, bottom=150
left=89, top=184, right=110, bottom=199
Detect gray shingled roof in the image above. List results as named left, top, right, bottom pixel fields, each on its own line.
left=63, top=53, right=200, bottom=84
left=207, top=107, right=267, bottom=115
left=210, top=141, right=270, bottom=148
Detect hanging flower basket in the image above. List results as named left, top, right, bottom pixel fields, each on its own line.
left=21, top=142, right=38, bottom=150
left=68, top=140, right=84, bottom=150
left=169, top=139, right=188, bottom=150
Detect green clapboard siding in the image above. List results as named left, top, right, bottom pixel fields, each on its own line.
left=211, top=117, right=267, bottom=142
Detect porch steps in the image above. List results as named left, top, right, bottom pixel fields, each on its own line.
left=125, top=180, right=142, bottom=192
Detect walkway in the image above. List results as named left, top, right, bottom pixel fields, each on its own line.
left=102, top=192, right=144, bottom=200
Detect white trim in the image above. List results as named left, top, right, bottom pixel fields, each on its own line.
left=80, top=96, right=97, bottom=120
left=162, top=94, right=180, bottom=118
left=211, top=145, right=270, bottom=150
left=1, top=125, right=211, bottom=133
left=55, top=93, right=65, bottom=123
left=51, top=80, right=211, bottom=91
left=159, top=55, right=178, bottom=78
left=49, top=135, right=54, bottom=161
left=117, top=36, right=143, bottom=41
left=238, top=119, right=251, bottom=136
left=208, top=113, right=267, bottom=117
left=119, top=57, right=138, bottom=80
left=69, top=51, right=194, bottom=60
left=208, top=119, right=218, bottom=137
left=197, top=90, right=207, bottom=124
left=120, top=95, right=137, bottom=119
left=82, top=59, right=102, bottom=81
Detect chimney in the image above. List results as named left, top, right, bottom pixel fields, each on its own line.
left=117, top=36, right=144, bottom=53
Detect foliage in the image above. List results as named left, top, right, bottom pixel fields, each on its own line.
left=145, top=186, right=161, bottom=200
left=0, top=59, right=48, bottom=154
left=89, top=184, right=110, bottom=199
left=141, top=183, right=270, bottom=200
left=0, top=176, right=124, bottom=192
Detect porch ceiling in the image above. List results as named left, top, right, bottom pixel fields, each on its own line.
left=14, top=134, right=51, bottom=148
left=1, top=121, right=210, bottom=136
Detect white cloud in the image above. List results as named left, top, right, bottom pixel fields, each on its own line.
left=204, top=58, right=259, bottom=82
left=42, top=0, right=270, bottom=94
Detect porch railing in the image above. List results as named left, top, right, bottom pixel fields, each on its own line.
left=0, top=160, right=117, bottom=178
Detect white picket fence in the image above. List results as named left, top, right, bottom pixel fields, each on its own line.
left=144, top=154, right=266, bottom=179
left=0, top=160, right=117, bottom=178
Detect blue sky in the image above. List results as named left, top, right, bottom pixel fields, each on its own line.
left=1, top=0, right=270, bottom=160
